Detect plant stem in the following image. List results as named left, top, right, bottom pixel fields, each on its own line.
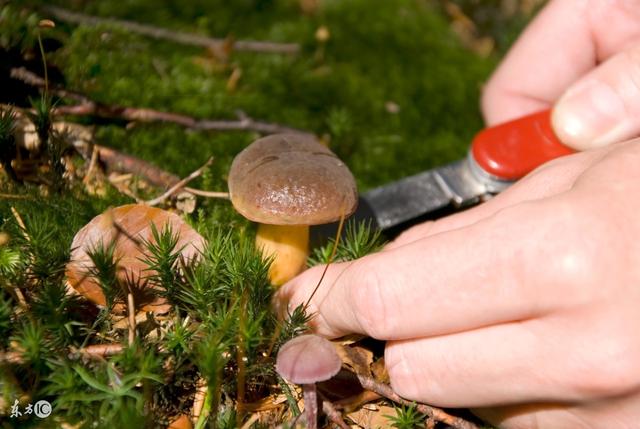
left=304, top=211, right=346, bottom=307
left=192, top=378, right=209, bottom=428
left=127, top=292, right=136, bottom=344
left=236, top=291, right=248, bottom=424
left=36, top=32, right=48, bottom=97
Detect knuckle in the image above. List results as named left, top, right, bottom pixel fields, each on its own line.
left=566, top=338, right=640, bottom=398
left=347, top=256, right=395, bottom=339
left=385, top=344, right=423, bottom=400
left=520, top=201, right=603, bottom=288
left=619, top=46, right=640, bottom=106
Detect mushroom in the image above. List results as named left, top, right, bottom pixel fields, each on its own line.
left=66, top=204, right=205, bottom=314
left=228, top=133, right=357, bottom=285
left=275, top=334, right=342, bottom=429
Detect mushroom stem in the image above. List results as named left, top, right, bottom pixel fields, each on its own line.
left=302, top=383, right=318, bottom=429
left=255, top=224, right=309, bottom=286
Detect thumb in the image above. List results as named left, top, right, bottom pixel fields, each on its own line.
left=552, top=43, right=640, bottom=150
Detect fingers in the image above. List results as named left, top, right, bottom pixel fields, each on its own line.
left=385, top=320, right=566, bottom=407
left=473, top=390, right=640, bottom=429
left=388, top=148, right=606, bottom=249
left=482, top=0, right=640, bottom=127
left=384, top=307, right=635, bottom=408
left=552, top=42, right=640, bottom=150
left=481, top=0, right=596, bottom=124
left=278, top=197, right=577, bottom=340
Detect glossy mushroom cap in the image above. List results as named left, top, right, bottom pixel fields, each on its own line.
left=228, top=134, right=358, bottom=225
left=275, top=334, right=342, bottom=384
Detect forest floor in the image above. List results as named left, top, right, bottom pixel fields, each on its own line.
left=0, top=1, right=539, bottom=428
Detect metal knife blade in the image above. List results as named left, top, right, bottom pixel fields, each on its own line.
left=362, top=157, right=487, bottom=230
left=310, top=156, right=492, bottom=243
left=310, top=109, right=574, bottom=243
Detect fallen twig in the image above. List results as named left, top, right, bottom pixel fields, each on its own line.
left=191, top=378, right=208, bottom=425
left=355, top=374, right=479, bottom=429
left=11, top=67, right=314, bottom=136
left=127, top=292, right=136, bottom=345
left=82, top=144, right=100, bottom=185
left=183, top=187, right=229, bottom=199
left=42, top=5, right=300, bottom=55
left=74, top=344, right=124, bottom=358
left=321, top=398, right=351, bottom=429
left=145, top=157, right=213, bottom=206
left=0, top=193, right=31, bottom=200
left=9, top=207, right=30, bottom=311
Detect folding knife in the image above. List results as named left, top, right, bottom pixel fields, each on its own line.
left=312, top=109, right=575, bottom=241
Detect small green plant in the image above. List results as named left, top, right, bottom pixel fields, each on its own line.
left=385, top=403, right=427, bottom=429
left=308, top=219, right=386, bottom=266
left=0, top=107, right=19, bottom=183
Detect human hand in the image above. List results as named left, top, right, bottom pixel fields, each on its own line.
left=277, top=1, right=640, bottom=428
left=483, top=0, right=640, bottom=151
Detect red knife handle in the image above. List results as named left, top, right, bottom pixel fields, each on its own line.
left=470, top=109, right=575, bottom=182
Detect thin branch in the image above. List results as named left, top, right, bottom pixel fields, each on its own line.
left=82, top=144, right=100, bottom=184
left=145, top=157, right=214, bottom=206
left=42, top=5, right=300, bottom=55
left=9, top=207, right=30, bottom=311
left=0, top=193, right=31, bottom=200
left=355, top=374, right=479, bottom=429
left=70, top=344, right=125, bottom=360
left=320, top=397, right=350, bottom=429
left=183, top=187, right=229, bottom=199
left=127, top=292, right=136, bottom=345
left=11, top=67, right=313, bottom=136
left=191, top=378, right=208, bottom=425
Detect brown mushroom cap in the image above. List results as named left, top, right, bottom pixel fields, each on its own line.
left=275, top=334, right=342, bottom=384
left=228, top=134, right=357, bottom=225
left=66, top=204, right=205, bottom=314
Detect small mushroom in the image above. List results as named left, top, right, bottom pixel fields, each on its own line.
left=228, top=133, right=357, bottom=285
left=276, top=334, right=342, bottom=429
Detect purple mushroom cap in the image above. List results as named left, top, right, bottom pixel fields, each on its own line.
left=275, top=334, right=342, bottom=384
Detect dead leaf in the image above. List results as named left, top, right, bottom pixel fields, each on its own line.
left=347, top=404, right=395, bottom=429
left=371, top=358, right=389, bottom=384
left=334, top=342, right=373, bottom=377
left=65, top=204, right=206, bottom=314
left=176, top=191, right=197, bottom=214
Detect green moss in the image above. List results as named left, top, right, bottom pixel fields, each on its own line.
left=0, top=1, right=534, bottom=425
left=34, top=0, right=497, bottom=190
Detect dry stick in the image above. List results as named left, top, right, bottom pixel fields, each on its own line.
left=425, top=417, right=437, bottom=429
left=0, top=193, right=31, bottom=200
left=320, top=398, right=351, bottom=429
left=11, top=67, right=313, bottom=136
left=1, top=343, right=125, bottom=365
left=183, top=187, right=229, bottom=199
left=73, top=344, right=124, bottom=359
left=42, top=5, right=300, bottom=55
left=239, top=413, right=261, bottom=429
left=82, top=145, right=100, bottom=184
left=145, top=157, right=214, bottom=206
left=74, top=142, right=182, bottom=189
left=9, top=207, right=30, bottom=310
left=191, top=377, right=208, bottom=425
left=127, top=292, right=136, bottom=345
left=355, top=374, right=479, bottom=429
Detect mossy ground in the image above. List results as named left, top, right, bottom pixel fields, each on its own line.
left=0, top=1, right=535, bottom=427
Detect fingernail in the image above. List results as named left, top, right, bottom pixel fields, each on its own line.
left=553, top=79, right=626, bottom=149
